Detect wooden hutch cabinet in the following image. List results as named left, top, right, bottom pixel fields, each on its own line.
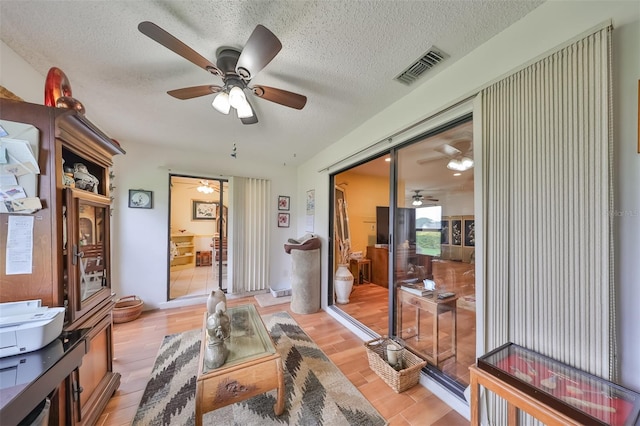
left=0, top=98, right=125, bottom=424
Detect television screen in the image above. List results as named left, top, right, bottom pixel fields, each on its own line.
left=376, top=206, right=417, bottom=246
left=376, top=206, right=389, bottom=245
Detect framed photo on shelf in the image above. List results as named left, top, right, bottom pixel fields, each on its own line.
left=278, top=195, right=290, bottom=211
left=278, top=212, right=290, bottom=228
left=128, top=189, right=153, bottom=209
left=192, top=200, right=217, bottom=220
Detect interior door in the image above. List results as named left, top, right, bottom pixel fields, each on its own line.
left=168, top=176, right=229, bottom=300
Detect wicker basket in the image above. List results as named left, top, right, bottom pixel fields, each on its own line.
left=113, top=295, right=144, bottom=323
left=364, top=337, right=427, bottom=393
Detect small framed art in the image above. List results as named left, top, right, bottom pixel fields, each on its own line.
left=192, top=200, right=217, bottom=220
left=128, top=189, right=153, bottom=209
left=278, top=195, right=290, bottom=211
left=278, top=212, right=290, bottom=228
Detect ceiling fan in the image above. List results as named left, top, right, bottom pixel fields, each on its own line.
left=417, top=139, right=474, bottom=171
left=411, top=190, right=438, bottom=206
left=138, top=21, right=307, bottom=125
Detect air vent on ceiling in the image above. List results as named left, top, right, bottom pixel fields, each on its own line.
left=395, top=49, right=445, bottom=85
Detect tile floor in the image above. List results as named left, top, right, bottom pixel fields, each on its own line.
left=169, top=263, right=227, bottom=299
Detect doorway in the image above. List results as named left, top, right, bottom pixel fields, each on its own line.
left=168, top=175, right=229, bottom=300
left=331, top=116, right=475, bottom=393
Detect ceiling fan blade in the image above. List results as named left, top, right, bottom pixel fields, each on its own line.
left=239, top=99, right=258, bottom=125
left=251, top=85, right=307, bottom=110
left=167, top=85, right=223, bottom=100
left=235, top=25, right=282, bottom=80
left=138, top=21, right=222, bottom=76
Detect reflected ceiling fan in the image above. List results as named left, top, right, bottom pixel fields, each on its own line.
left=193, top=180, right=219, bottom=194
left=417, top=139, right=474, bottom=171
left=411, top=190, right=438, bottom=206
left=138, top=21, right=307, bottom=125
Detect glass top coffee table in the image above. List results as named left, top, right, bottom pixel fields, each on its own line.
left=195, top=304, right=285, bottom=426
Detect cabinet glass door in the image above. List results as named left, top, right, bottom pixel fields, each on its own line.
left=66, top=188, right=111, bottom=322
left=78, top=204, right=106, bottom=299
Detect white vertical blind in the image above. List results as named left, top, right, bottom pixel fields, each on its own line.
left=481, top=26, right=613, bottom=424
left=230, top=177, right=271, bottom=293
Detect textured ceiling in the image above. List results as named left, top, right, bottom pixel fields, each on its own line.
left=0, top=1, right=543, bottom=167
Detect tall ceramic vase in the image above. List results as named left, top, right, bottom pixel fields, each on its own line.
left=335, top=264, right=354, bottom=304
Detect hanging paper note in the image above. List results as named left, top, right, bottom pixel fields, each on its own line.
left=6, top=215, right=34, bottom=275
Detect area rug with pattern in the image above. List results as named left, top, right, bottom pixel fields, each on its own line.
left=133, top=310, right=386, bottom=426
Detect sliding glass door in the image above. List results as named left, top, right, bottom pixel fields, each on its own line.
left=393, top=117, right=475, bottom=391
left=331, top=116, right=476, bottom=393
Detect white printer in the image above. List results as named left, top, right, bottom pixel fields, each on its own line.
left=0, top=300, right=65, bottom=358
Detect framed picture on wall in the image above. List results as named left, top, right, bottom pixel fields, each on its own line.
left=451, top=217, right=462, bottom=246
left=464, top=217, right=475, bottom=247
left=278, top=212, right=290, bottom=228
left=128, top=189, right=153, bottom=209
left=192, top=200, right=217, bottom=220
left=278, top=195, right=290, bottom=211
left=441, top=218, right=450, bottom=245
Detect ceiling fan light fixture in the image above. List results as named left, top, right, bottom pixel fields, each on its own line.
left=228, top=86, right=247, bottom=109
left=412, top=198, right=423, bottom=206
left=212, top=92, right=230, bottom=114
left=236, top=101, right=254, bottom=119
left=461, top=157, right=474, bottom=169
left=197, top=182, right=214, bottom=194
left=447, top=156, right=474, bottom=171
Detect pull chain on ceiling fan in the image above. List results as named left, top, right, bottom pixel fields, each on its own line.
left=138, top=21, right=307, bottom=125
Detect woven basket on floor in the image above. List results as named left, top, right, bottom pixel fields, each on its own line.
left=113, top=295, right=144, bottom=323
left=364, top=337, right=427, bottom=393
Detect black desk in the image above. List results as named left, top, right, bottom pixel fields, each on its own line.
left=0, top=329, right=89, bottom=424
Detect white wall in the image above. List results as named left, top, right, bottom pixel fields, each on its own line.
left=297, top=1, right=640, bottom=393
left=109, top=141, right=298, bottom=309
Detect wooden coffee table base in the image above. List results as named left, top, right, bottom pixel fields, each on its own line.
left=195, top=353, right=285, bottom=425
left=195, top=306, right=285, bottom=426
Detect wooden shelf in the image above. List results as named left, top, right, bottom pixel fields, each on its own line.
left=171, top=234, right=196, bottom=270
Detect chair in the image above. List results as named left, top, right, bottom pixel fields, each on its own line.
left=79, top=244, right=105, bottom=299
left=211, top=237, right=228, bottom=262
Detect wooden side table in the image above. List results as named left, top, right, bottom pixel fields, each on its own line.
left=398, top=290, right=458, bottom=364
left=195, top=305, right=284, bottom=426
left=350, top=258, right=371, bottom=284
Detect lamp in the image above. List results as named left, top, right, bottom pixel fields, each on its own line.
left=212, top=85, right=254, bottom=118
left=228, top=86, right=247, bottom=109
left=212, top=92, right=230, bottom=114
left=236, top=101, right=254, bottom=119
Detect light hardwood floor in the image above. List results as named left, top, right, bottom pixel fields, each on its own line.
left=97, top=295, right=470, bottom=426
left=339, top=259, right=476, bottom=387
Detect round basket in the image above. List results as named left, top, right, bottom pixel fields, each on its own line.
left=113, top=295, right=144, bottom=323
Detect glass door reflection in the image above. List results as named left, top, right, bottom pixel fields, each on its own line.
left=78, top=203, right=107, bottom=301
